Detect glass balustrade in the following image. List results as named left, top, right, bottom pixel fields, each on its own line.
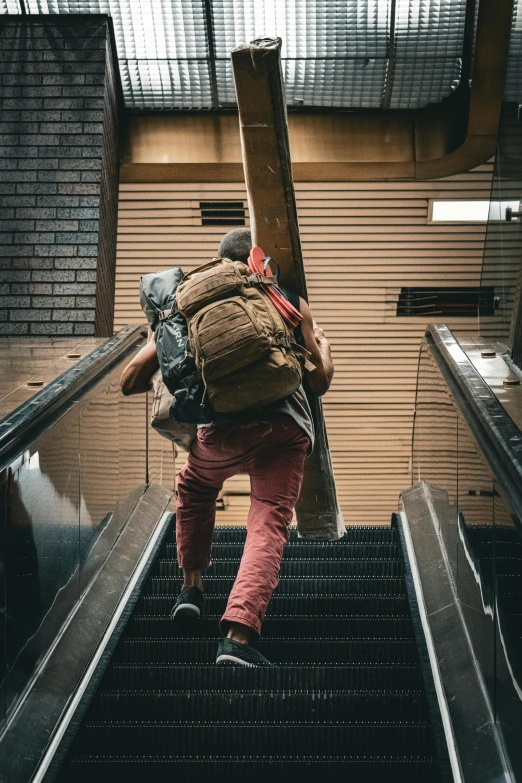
left=412, top=343, right=522, bottom=776
left=0, top=342, right=173, bottom=731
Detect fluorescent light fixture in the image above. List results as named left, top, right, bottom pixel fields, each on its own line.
left=431, top=200, right=521, bottom=222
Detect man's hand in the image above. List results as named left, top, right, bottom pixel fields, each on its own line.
left=120, top=330, right=159, bottom=396
left=299, top=300, right=334, bottom=396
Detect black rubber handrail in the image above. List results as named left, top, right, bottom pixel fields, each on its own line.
left=0, top=324, right=146, bottom=467
left=424, top=323, right=522, bottom=528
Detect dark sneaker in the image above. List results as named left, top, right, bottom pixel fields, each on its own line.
left=216, top=638, right=274, bottom=667
left=170, top=586, right=204, bottom=620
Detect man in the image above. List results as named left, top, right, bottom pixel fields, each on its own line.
left=121, top=228, right=333, bottom=666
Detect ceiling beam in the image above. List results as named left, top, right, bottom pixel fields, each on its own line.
left=203, top=0, right=219, bottom=111
left=381, top=0, right=397, bottom=110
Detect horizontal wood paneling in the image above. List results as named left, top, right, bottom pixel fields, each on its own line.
left=115, top=163, right=493, bottom=525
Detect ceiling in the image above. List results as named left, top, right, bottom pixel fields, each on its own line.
left=1, top=0, right=521, bottom=111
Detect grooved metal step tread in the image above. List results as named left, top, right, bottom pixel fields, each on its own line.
left=154, top=558, right=403, bottom=577
left=103, top=663, right=425, bottom=691
left=162, top=542, right=401, bottom=559
left=125, top=616, right=415, bottom=639
left=114, top=637, right=420, bottom=665
left=71, top=721, right=436, bottom=756
left=62, top=755, right=441, bottom=783
left=134, top=594, right=411, bottom=617
left=89, top=689, right=430, bottom=721
left=167, top=527, right=398, bottom=544
left=143, top=576, right=407, bottom=597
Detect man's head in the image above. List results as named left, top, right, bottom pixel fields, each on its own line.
left=218, top=228, right=252, bottom=263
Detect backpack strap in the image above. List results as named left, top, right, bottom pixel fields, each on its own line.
left=245, top=272, right=278, bottom=286
left=248, top=246, right=303, bottom=328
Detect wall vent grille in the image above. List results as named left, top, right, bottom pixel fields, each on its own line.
left=396, top=286, right=496, bottom=317
left=200, top=201, right=246, bottom=226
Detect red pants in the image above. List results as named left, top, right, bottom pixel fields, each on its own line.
left=176, top=414, right=310, bottom=638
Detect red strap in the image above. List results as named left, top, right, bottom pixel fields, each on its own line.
left=248, top=246, right=303, bottom=329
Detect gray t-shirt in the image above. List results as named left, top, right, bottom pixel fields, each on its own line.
left=265, top=384, right=315, bottom=453
left=197, top=384, right=315, bottom=454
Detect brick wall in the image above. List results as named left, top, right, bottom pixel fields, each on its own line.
left=0, top=16, right=121, bottom=337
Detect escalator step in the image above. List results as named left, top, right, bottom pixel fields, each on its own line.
left=497, top=576, right=522, bottom=590
left=478, top=557, right=522, bottom=576
left=125, top=616, right=415, bottom=639
left=166, top=526, right=397, bottom=545
left=153, top=558, right=403, bottom=578
left=467, top=525, right=519, bottom=544
left=114, top=638, right=420, bottom=665
left=496, top=595, right=522, bottom=613
left=61, top=755, right=442, bottom=783
left=71, top=721, right=436, bottom=757
left=88, top=690, right=430, bottom=722
left=59, top=523, right=441, bottom=782
left=134, top=594, right=411, bottom=617
left=162, top=542, right=401, bottom=560
left=504, top=615, right=522, bottom=635
left=103, top=663, right=425, bottom=692
left=143, top=576, right=406, bottom=597
left=479, top=542, right=522, bottom=558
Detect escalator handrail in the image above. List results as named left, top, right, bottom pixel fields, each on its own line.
left=0, top=324, right=146, bottom=466
left=424, top=323, right=522, bottom=527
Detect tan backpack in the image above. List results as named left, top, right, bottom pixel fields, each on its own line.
left=175, top=258, right=306, bottom=413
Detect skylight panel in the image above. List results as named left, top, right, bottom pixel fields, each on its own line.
left=0, top=0, right=21, bottom=11
left=217, top=56, right=387, bottom=109
left=120, top=58, right=212, bottom=109
left=283, top=58, right=386, bottom=108
left=390, top=57, right=461, bottom=108
left=24, top=0, right=208, bottom=59
left=1, top=0, right=474, bottom=111
left=283, top=57, right=387, bottom=108
left=390, top=0, right=466, bottom=107
left=394, top=0, right=466, bottom=58
left=212, top=0, right=390, bottom=59
left=214, top=0, right=390, bottom=109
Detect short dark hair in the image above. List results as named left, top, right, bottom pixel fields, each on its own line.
left=218, top=228, right=252, bottom=263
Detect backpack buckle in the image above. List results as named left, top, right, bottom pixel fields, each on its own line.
left=159, top=304, right=178, bottom=321
left=245, top=273, right=277, bottom=286
left=180, top=372, right=199, bottom=388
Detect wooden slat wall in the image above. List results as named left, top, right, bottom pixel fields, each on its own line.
left=115, top=164, right=493, bottom=525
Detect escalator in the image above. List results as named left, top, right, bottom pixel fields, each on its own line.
left=57, top=524, right=447, bottom=782
left=9, top=322, right=522, bottom=782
